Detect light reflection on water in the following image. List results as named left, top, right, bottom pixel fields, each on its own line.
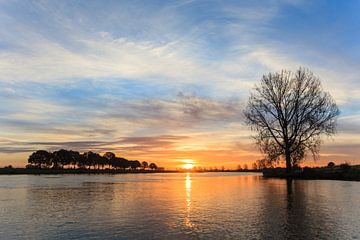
left=0, top=172, right=359, bottom=240
left=185, top=172, right=194, bottom=229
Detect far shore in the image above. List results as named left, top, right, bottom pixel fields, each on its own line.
left=0, top=168, right=174, bottom=175
left=2, top=166, right=359, bottom=181
left=0, top=167, right=261, bottom=175
left=263, top=165, right=360, bottom=181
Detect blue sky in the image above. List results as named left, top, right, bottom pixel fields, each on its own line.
left=0, top=0, right=359, bottom=168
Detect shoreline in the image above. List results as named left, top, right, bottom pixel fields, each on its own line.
left=262, top=166, right=360, bottom=181
left=0, top=168, right=261, bottom=175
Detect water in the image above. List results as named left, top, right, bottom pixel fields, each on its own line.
left=0, top=172, right=359, bottom=240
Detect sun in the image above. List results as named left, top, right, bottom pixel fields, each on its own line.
left=183, top=163, right=194, bottom=170
left=180, top=158, right=196, bottom=170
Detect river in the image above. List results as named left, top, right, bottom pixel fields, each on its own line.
left=0, top=172, right=359, bottom=239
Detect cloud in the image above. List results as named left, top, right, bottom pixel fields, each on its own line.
left=103, top=92, right=245, bottom=129
left=0, top=135, right=189, bottom=154
left=0, top=0, right=306, bottom=89
left=337, top=115, right=360, bottom=134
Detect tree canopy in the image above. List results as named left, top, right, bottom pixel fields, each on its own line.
left=27, top=149, right=157, bottom=171
left=244, top=68, right=339, bottom=172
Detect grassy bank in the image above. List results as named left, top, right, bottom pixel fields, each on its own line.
left=263, top=165, right=360, bottom=181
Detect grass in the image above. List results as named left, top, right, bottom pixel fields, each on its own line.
left=263, top=165, right=360, bottom=181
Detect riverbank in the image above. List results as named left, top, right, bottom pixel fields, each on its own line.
left=263, top=165, right=360, bottom=181
left=0, top=168, right=177, bottom=175
left=0, top=168, right=261, bottom=175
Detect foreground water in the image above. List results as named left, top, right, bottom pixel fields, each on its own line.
left=0, top=172, right=359, bottom=240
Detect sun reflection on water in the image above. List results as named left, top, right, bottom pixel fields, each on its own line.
left=185, top=172, right=195, bottom=229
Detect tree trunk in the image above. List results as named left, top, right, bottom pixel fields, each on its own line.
left=285, top=148, right=292, bottom=174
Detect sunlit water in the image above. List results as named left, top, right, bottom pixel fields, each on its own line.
left=0, top=172, right=359, bottom=239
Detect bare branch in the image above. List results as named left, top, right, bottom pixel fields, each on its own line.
left=244, top=68, right=339, bottom=171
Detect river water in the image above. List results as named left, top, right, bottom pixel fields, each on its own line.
left=0, top=172, right=359, bottom=239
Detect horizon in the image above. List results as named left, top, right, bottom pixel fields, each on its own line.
left=1, top=1, right=360, bottom=169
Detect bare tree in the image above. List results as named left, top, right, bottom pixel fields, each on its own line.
left=244, top=68, right=339, bottom=173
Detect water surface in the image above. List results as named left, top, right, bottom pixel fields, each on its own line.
left=0, top=172, right=359, bottom=239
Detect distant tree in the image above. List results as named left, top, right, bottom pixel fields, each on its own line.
left=103, top=152, right=116, bottom=160
left=244, top=68, right=339, bottom=173
left=252, top=162, right=258, bottom=170
left=95, top=154, right=105, bottom=169
left=129, top=160, right=141, bottom=170
left=83, top=151, right=99, bottom=169
left=28, top=150, right=52, bottom=168
left=327, top=162, right=335, bottom=168
left=243, top=164, right=248, bottom=170
left=255, top=158, right=275, bottom=169
left=77, top=153, right=86, bottom=169
left=340, top=162, right=351, bottom=171
left=120, top=158, right=130, bottom=169
left=53, top=149, right=72, bottom=169
left=255, top=159, right=271, bottom=170
left=149, top=163, right=158, bottom=170
left=141, top=161, right=149, bottom=169
left=112, top=157, right=130, bottom=169
left=103, top=152, right=116, bottom=168
left=237, top=165, right=242, bottom=171
left=69, top=150, right=81, bottom=169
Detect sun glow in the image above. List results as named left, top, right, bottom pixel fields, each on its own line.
left=181, top=158, right=195, bottom=170
left=183, top=163, right=194, bottom=169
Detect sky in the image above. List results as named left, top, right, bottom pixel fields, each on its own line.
left=0, top=0, right=359, bottom=169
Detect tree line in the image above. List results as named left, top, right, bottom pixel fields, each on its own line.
left=27, top=149, right=158, bottom=170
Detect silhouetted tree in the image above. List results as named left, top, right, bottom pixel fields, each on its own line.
left=340, top=162, right=351, bottom=171
left=83, top=151, right=99, bottom=169
left=103, top=152, right=115, bottom=160
left=243, top=164, right=248, bottom=170
left=69, top=150, right=81, bottom=169
left=77, top=153, right=86, bottom=169
left=237, top=165, right=242, bottom=171
left=327, top=162, right=335, bottom=168
left=149, top=163, right=158, bottom=170
left=141, top=161, right=149, bottom=169
left=95, top=154, right=105, bottom=169
left=129, top=160, right=141, bottom=170
left=112, top=157, right=129, bottom=170
left=103, top=152, right=116, bottom=168
left=28, top=150, right=52, bottom=168
left=244, top=68, right=339, bottom=173
left=53, top=149, right=73, bottom=169
left=252, top=162, right=258, bottom=170
left=255, top=159, right=270, bottom=170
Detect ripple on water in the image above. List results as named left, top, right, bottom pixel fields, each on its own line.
left=0, top=173, right=359, bottom=240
